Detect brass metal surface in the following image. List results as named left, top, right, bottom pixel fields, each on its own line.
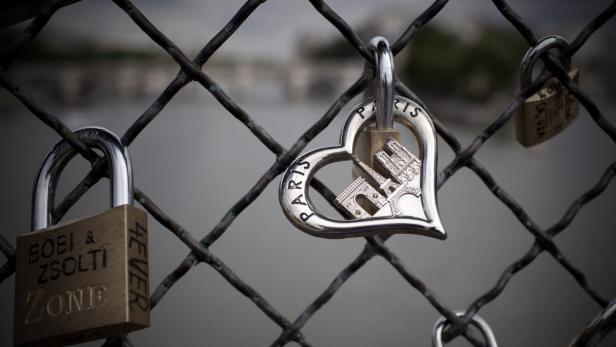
left=352, top=127, right=401, bottom=179
left=516, top=68, right=580, bottom=147
left=14, top=205, right=149, bottom=347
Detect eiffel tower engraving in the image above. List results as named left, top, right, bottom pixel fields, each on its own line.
left=335, top=138, right=422, bottom=219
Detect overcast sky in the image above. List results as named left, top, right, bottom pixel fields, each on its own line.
left=34, top=0, right=616, bottom=60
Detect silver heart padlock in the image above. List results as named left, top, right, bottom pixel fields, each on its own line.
left=279, top=37, right=445, bottom=239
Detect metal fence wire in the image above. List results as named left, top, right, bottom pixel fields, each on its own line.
left=1, top=0, right=616, bottom=346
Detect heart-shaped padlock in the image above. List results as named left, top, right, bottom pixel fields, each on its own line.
left=279, top=37, right=445, bottom=239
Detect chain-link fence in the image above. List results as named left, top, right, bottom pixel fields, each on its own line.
left=1, top=0, right=615, bottom=346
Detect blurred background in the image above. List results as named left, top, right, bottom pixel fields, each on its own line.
left=1, top=0, right=615, bottom=346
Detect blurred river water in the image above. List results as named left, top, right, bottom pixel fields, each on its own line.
left=0, top=89, right=615, bottom=346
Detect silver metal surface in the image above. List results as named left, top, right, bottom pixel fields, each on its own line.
left=520, top=35, right=571, bottom=87
left=32, top=127, right=133, bottom=230
left=432, top=311, right=498, bottom=347
left=568, top=299, right=616, bottom=347
left=279, top=97, right=445, bottom=239
left=369, top=36, right=394, bottom=129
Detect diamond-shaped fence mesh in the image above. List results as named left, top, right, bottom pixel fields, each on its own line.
left=1, top=0, right=615, bottom=346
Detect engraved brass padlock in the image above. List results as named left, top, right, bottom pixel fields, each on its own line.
left=14, top=127, right=149, bottom=347
left=516, top=35, right=580, bottom=147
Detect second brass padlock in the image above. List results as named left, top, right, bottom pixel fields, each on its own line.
left=14, top=127, right=149, bottom=347
left=516, top=35, right=580, bottom=147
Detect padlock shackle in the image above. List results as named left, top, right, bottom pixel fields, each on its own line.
left=520, top=35, right=571, bottom=87
left=32, top=127, right=133, bottom=231
left=369, top=36, right=395, bottom=129
left=432, top=311, right=498, bottom=347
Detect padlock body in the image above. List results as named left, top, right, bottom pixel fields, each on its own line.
left=14, top=205, right=149, bottom=347
left=516, top=68, right=580, bottom=147
left=352, top=126, right=401, bottom=179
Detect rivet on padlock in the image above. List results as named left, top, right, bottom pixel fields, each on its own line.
left=279, top=37, right=445, bottom=239
left=432, top=311, right=498, bottom=347
left=14, top=127, right=149, bottom=347
left=515, top=35, right=580, bottom=147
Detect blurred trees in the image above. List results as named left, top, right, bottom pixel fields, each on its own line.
left=0, top=29, right=162, bottom=63
left=306, top=25, right=527, bottom=102
left=404, top=25, right=526, bottom=101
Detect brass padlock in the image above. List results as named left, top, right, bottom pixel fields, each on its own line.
left=14, top=127, right=149, bottom=347
left=353, top=36, right=401, bottom=180
left=516, top=35, right=580, bottom=147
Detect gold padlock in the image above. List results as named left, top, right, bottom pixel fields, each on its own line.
left=353, top=37, right=401, bottom=180
left=516, top=35, right=580, bottom=147
left=353, top=125, right=401, bottom=178
left=14, top=127, right=149, bottom=347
